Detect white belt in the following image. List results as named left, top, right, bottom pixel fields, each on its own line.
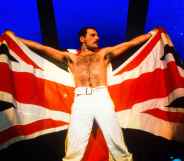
left=75, top=86, right=106, bottom=96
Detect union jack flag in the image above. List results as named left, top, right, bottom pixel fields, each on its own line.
left=0, top=28, right=184, bottom=161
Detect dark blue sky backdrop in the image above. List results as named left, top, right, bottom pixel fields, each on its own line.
left=0, top=0, right=183, bottom=59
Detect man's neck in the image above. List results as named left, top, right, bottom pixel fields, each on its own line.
left=78, top=50, right=94, bottom=57
left=80, top=46, right=98, bottom=53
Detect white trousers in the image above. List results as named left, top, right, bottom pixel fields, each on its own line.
left=63, top=87, right=132, bottom=161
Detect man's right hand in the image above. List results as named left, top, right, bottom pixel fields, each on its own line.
left=4, top=30, right=15, bottom=36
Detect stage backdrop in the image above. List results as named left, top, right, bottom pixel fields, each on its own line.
left=0, top=0, right=184, bottom=59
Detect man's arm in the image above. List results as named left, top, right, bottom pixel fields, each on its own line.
left=105, top=32, right=152, bottom=58
left=4, top=30, right=68, bottom=61
left=19, top=38, right=68, bottom=61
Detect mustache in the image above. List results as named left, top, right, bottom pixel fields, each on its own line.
left=94, top=40, right=99, bottom=44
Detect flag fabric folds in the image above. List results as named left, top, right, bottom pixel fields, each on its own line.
left=0, top=29, right=184, bottom=161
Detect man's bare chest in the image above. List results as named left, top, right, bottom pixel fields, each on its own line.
left=75, top=55, right=101, bottom=65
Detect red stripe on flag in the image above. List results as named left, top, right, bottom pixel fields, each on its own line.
left=0, top=119, right=68, bottom=145
left=2, top=34, right=41, bottom=69
left=114, top=29, right=162, bottom=75
left=0, top=63, right=14, bottom=93
left=109, top=62, right=184, bottom=111
left=0, top=63, right=74, bottom=113
left=0, top=36, right=3, bottom=42
left=143, top=108, right=184, bottom=123
left=83, top=128, right=109, bottom=161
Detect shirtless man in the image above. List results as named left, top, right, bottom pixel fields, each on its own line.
left=18, top=27, right=152, bottom=161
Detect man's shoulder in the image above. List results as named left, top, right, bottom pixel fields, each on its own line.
left=96, top=47, right=112, bottom=55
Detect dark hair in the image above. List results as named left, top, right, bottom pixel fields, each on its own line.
left=78, top=26, right=97, bottom=37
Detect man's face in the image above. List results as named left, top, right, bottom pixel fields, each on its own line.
left=80, top=29, right=99, bottom=50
